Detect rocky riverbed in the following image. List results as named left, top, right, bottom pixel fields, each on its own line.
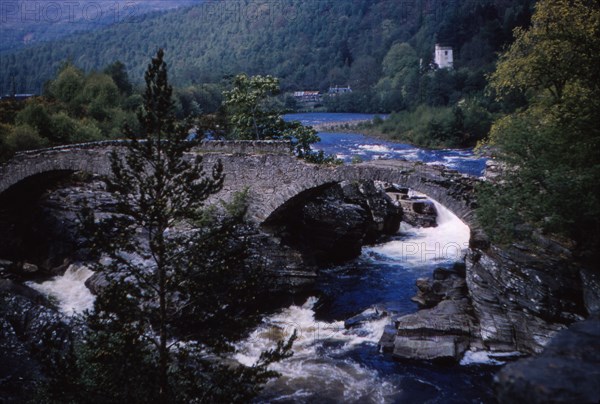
left=1, top=167, right=599, bottom=403
left=0, top=172, right=407, bottom=401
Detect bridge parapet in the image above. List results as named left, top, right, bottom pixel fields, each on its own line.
left=195, top=140, right=292, bottom=155
left=0, top=140, right=292, bottom=194
left=5, top=139, right=292, bottom=157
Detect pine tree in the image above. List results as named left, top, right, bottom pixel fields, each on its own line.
left=72, top=49, right=294, bottom=402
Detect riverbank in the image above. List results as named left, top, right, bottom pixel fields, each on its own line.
left=307, top=114, right=481, bottom=150
left=354, top=121, right=483, bottom=150
left=312, top=118, right=374, bottom=132
left=305, top=104, right=492, bottom=150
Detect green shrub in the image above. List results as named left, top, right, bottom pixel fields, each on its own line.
left=6, top=124, right=49, bottom=151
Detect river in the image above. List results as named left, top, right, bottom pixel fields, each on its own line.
left=235, top=200, right=500, bottom=403
left=30, top=113, right=498, bottom=403
left=237, top=113, right=497, bottom=402
left=285, top=112, right=487, bottom=177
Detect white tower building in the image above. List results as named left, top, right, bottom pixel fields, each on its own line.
left=434, top=44, right=453, bottom=69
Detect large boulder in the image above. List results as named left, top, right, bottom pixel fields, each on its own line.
left=268, top=180, right=402, bottom=266
left=383, top=183, right=438, bottom=228
left=380, top=263, right=479, bottom=362
left=300, top=198, right=370, bottom=263
left=398, top=197, right=437, bottom=228
left=341, top=181, right=403, bottom=239
left=466, top=237, right=587, bottom=353
left=494, top=318, right=600, bottom=403
left=391, top=299, right=475, bottom=362
left=411, top=266, right=467, bottom=309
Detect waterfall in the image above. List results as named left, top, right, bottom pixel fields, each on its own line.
left=27, top=264, right=95, bottom=315
left=366, top=198, right=470, bottom=267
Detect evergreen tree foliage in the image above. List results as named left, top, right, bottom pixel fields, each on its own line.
left=104, top=61, right=133, bottom=96
left=37, top=49, right=294, bottom=403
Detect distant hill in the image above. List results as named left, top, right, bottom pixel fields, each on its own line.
left=0, top=0, right=198, bottom=53
left=0, top=0, right=532, bottom=97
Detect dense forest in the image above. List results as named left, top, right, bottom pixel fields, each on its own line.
left=1, top=0, right=531, bottom=100
left=0, top=0, right=196, bottom=53
left=0, top=0, right=533, bottom=148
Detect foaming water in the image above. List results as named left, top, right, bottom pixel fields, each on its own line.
left=460, top=350, right=523, bottom=366
left=27, top=264, right=95, bottom=315
left=236, top=298, right=388, bottom=364
left=234, top=201, right=496, bottom=402
left=235, top=297, right=399, bottom=402
left=358, top=144, right=393, bottom=153
left=366, top=199, right=470, bottom=267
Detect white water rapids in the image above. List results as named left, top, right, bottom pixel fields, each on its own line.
left=235, top=297, right=396, bottom=402
left=233, top=199, right=473, bottom=402
left=28, top=199, right=498, bottom=401
left=367, top=198, right=471, bottom=267
left=27, top=264, right=95, bottom=315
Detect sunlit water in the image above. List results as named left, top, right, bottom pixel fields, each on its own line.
left=285, top=113, right=487, bottom=176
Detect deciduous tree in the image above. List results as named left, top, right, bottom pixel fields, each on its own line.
left=223, top=73, right=334, bottom=163
left=478, top=0, right=600, bottom=258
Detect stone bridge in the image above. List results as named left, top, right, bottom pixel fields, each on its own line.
left=10, top=140, right=584, bottom=359
left=0, top=140, right=487, bottom=247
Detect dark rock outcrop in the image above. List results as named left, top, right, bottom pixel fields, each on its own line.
left=466, top=238, right=586, bottom=354
left=34, top=175, right=116, bottom=268
left=381, top=265, right=478, bottom=362
left=581, top=268, right=600, bottom=316
left=494, top=318, right=600, bottom=404
left=0, top=172, right=116, bottom=270
left=267, top=180, right=402, bottom=266
left=463, top=231, right=600, bottom=403
left=411, top=266, right=467, bottom=309
left=300, top=196, right=371, bottom=264
left=342, top=181, right=403, bottom=239
left=0, top=280, right=71, bottom=403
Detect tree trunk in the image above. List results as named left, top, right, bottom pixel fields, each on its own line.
left=157, top=230, right=168, bottom=401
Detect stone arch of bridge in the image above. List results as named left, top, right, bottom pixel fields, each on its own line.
left=254, top=162, right=487, bottom=248
left=0, top=148, right=113, bottom=196
left=0, top=144, right=487, bottom=248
